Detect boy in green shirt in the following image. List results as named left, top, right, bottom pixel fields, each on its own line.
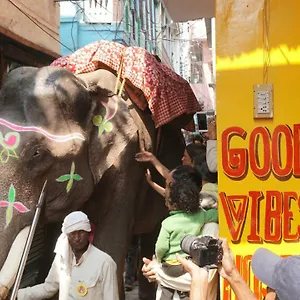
left=155, top=165, right=218, bottom=299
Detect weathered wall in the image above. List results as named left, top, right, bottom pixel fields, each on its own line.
left=0, top=0, right=60, bottom=56
left=216, top=0, right=300, bottom=298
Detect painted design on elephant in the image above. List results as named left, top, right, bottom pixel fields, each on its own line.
left=0, top=131, right=20, bottom=164
left=56, top=162, right=83, bottom=193
left=93, top=96, right=119, bottom=136
left=0, top=184, right=30, bottom=228
left=0, top=118, right=85, bottom=142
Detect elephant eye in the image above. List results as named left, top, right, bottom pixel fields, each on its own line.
left=33, top=149, right=41, bottom=158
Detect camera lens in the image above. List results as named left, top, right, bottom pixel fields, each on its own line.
left=180, top=235, right=199, bottom=255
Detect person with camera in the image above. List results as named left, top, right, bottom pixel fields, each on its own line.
left=142, top=238, right=257, bottom=300
left=181, top=241, right=300, bottom=300
left=143, top=237, right=300, bottom=300
left=154, top=165, right=218, bottom=299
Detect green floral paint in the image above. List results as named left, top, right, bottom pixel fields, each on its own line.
left=0, top=184, right=30, bottom=228
left=93, top=96, right=118, bottom=136
left=56, top=162, right=83, bottom=193
left=93, top=115, right=113, bottom=136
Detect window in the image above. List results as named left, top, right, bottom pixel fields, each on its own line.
left=84, top=0, right=113, bottom=23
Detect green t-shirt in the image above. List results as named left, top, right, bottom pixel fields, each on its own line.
left=155, top=209, right=218, bottom=262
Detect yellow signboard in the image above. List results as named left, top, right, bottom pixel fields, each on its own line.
left=216, top=0, right=300, bottom=298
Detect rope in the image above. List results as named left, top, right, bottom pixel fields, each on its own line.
left=114, top=53, right=124, bottom=94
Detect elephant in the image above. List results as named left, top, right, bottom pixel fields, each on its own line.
left=0, top=65, right=190, bottom=299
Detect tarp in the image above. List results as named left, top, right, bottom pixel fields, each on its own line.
left=51, top=41, right=201, bottom=129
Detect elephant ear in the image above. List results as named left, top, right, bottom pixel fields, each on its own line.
left=87, top=86, right=138, bottom=183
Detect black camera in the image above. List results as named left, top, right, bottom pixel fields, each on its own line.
left=180, top=235, right=223, bottom=269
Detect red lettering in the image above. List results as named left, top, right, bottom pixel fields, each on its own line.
left=221, top=124, right=300, bottom=180
left=249, top=127, right=271, bottom=178
left=264, top=191, right=283, bottom=242
left=283, top=192, right=299, bottom=241
left=272, top=125, right=293, bottom=177
left=222, top=127, right=247, bottom=179
left=219, top=192, right=249, bottom=242
left=247, top=191, right=263, bottom=243
left=293, top=124, right=300, bottom=176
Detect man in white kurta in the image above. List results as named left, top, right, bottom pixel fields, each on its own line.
left=18, top=211, right=119, bottom=300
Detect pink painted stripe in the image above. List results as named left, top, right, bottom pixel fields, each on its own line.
left=0, top=118, right=85, bottom=142
left=101, top=96, right=118, bottom=121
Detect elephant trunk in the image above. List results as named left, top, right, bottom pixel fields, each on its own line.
left=0, top=226, right=30, bottom=299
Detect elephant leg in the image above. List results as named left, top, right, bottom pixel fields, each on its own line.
left=138, top=223, right=161, bottom=300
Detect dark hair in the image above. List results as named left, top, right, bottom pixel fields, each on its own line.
left=168, top=165, right=201, bottom=213
left=193, top=134, right=204, bottom=144
left=185, top=144, right=206, bottom=162
left=193, top=153, right=207, bottom=177
left=200, top=161, right=218, bottom=183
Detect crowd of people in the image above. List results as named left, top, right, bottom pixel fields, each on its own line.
left=136, top=117, right=299, bottom=300
left=13, top=116, right=300, bottom=300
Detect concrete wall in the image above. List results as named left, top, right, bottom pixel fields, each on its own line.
left=0, top=0, right=60, bottom=56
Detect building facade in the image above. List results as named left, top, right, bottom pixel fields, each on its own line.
left=0, top=0, right=60, bottom=86
left=60, top=0, right=179, bottom=68
left=176, top=18, right=215, bottom=111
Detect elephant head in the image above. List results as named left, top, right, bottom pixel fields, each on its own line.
left=0, top=66, right=138, bottom=295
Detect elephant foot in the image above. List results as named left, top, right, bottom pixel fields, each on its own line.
left=0, top=285, right=9, bottom=300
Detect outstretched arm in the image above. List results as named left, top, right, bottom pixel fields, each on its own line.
left=135, top=151, right=170, bottom=179
left=145, top=169, right=165, bottom=197
left=17, top=255, right=60, bottom=300
left=219, top=239, right=257, bottom=300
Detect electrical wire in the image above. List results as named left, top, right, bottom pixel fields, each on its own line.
left=7, top=0, right=74, bottom=53
left=71, top=1, right=109, bottom=40
left=71, top=8, right=82, bottom=52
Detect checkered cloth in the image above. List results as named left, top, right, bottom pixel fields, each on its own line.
left=51, top=41, right=201, bottom=129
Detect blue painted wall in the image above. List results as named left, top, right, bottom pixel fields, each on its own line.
left=60, top=16, right=136, bottom=56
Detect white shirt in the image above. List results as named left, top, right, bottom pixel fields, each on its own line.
left=206, top=140, right=217, bottom=173
left=18, top=244, right=119, bottom=300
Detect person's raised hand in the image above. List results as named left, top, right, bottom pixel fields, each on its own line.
left=141, top=256, right=158, bottom=282
left=145, top=169, right=153, bottom=183
left=135, top=151, right=155, bottom=162
left=207, top=116, right=217, bottom=140
left=218, top=238, right=237, bottom=280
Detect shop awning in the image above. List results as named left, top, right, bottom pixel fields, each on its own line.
left=162, top=0, right=214, bottom=22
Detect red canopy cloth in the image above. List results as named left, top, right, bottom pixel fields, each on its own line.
left=51, top=41, right=201, bottom=129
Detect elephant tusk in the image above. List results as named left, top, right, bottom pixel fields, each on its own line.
left=0, top=226, right=30, bottom=297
